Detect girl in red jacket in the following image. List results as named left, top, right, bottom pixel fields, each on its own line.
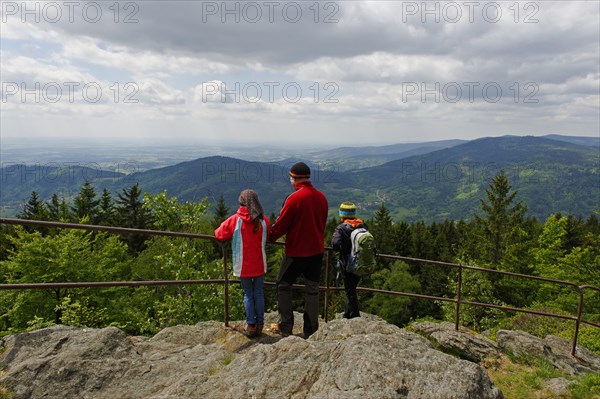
left=214, top=190, right=270, bottom=337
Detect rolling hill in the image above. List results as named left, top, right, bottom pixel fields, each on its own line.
left=347, top=135, right=599, bottom=221
left=1, top=136, right=598, bottom=222
left=0, top=165, right=126, bottom=215
left=116, top=156, right=300, bottom=214
left=284, top=139, right=468, bottom=171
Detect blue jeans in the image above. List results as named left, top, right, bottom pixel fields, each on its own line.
left=240, top=275, right=265, bottom=325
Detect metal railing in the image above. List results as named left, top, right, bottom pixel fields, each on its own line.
left=0, top=217, right=598, bottom=357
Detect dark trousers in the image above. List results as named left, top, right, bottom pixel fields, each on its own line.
left=342, top=270, right=361, bottom=319
left=276, top=254, right=323, bottom=338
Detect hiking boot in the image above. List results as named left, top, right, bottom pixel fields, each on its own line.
left=270, top=324, right=290, bottom=337
left=244, top=323, right=258, bottom=338
left=256, top=324, right=264, bottom=336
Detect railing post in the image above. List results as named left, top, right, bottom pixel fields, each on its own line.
left=455, top=264, right=463, bottom=331
left=223, top=246, right=229, bottom=327
left=572, top=286, right=584, bottom=356
left=324, top=250, right=330, bottom=323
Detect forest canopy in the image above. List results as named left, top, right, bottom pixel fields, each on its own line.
left=1, top=171, right=599, bottom=353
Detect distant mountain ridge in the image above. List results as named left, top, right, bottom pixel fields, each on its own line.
left=348, top=135, right=598, bottom=220
left=121, top=156, right=295, bottom=212
left=284, top=139, right=468, bottom=171
left=1, top=135, right=598, bottom=222
left=281, top=135, right=597, bottom=172
left=307, top=139, right=467, bottom=159
left=0, top=164, right=126, bottom=210
left=542, top=134, right=599, bottom=148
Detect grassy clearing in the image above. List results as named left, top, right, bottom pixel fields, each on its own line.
left=483, top=354, right=600, bottom=399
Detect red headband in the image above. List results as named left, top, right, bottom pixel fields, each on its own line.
left=289, top=172, right=310, bottom=178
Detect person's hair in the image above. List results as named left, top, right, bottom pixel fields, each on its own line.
left=238, top=189, right=264, bottom=232
left=252, top=214, right=264, bottom=232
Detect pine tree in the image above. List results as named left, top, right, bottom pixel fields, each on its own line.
left=116, top=184, right=149, bottom=227
left=391, top=221, right=411, bottom=256
left=18, top=191, right=46, bottom=220
left=210, top=195, right=230, bottom=260
left=586, top=214, right=600, bottom=236
left=563, top=214, right=587, bottom=252
left=71, top=181, right=100, bottom=223
left=211, top=195, right=230, bottom=230
left=370, top=202, right=395, bottom=256
left=46, top=194, right=72, bottom=222
left=410, top=221, right=434, bottom=260
left=361, top=201, right=397, bottom=308
left=473, top=170, right=534, bottom=311
left=98, top=188, right=117, bottom=226
left=475, top=170, right=526, bottom=268
left=116, top=183, right=152, bottom=253
left=409, top=221, right=449, bottom=320
left=46, top=194, right=61, bottom=221
left=455, top=218, right=480, bottom=262
left=432, top=220, right=459, bottom=262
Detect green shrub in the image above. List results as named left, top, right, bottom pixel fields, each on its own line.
left=494, top=310, right=600, bottom=355
left=570, top=373, right=600, bottom=399
left=555, top=325, right=600, bottom=355
left=496, top=309, right=571, bottom=337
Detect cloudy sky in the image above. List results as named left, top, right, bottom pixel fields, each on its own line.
left=1, top=0, right=599, bottom=147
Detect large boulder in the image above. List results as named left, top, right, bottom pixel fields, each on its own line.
left=411, top=321, right=499, bottom=362
left=496, top=329, right=600, bottom=376
left=0, top=314, right=504, bottom=399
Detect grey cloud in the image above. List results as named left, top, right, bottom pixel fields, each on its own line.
left=21, top=1, right=595, bottom=89
left=18, top=2, right=585, bottom=62
left=2, top=0, right=598, bottom=142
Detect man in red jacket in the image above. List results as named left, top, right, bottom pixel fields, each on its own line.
left=270, top=162, right=328, bottom=338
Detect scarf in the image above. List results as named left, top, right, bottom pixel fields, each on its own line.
left=343, top=218, right=364, bottom=228
left=238, top=189, right=264, bottom=221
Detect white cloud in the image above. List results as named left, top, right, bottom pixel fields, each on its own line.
left=1, top=1, right=599, bottom=146
left=61, top=37, right=233, bottom=76
left=292, top=52, right=465, bottom=83
left=134, top=77, right=186, bottom=105
left=1, top=53, right=95, bottom=83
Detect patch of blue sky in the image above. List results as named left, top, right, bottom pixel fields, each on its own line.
left=69, top=59, right=134, bottom=83
left=1, top=38, right=55, bottom=58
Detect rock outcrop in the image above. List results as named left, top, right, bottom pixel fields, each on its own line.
left=411, top=321, right=499, bottom=362
left=496, top=329, right=600, bottom=376
left=411, top=322, right=600, bottom=377
left=0, top=313, right=504, bottom=399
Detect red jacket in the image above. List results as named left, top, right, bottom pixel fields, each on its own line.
left=214, top=206, right=270, bottom=278
left=270, top=181, right=328, bottom=257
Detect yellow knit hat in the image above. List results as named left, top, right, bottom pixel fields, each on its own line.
left=339, top=202, right=356, bottom=219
